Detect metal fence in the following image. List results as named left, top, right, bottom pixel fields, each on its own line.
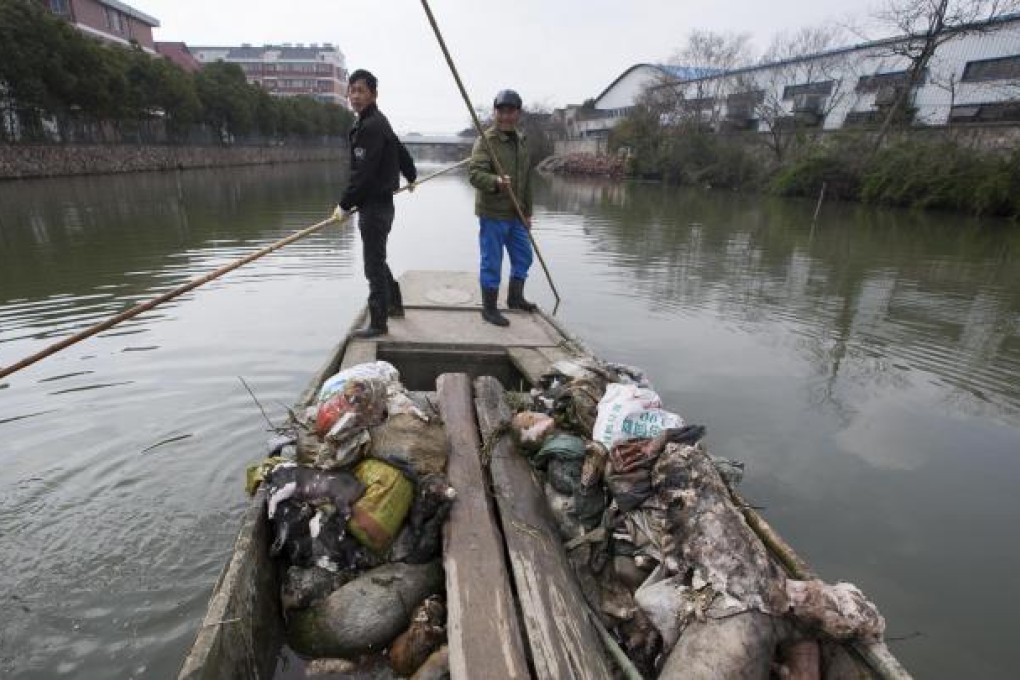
left=0, top=101, right=345, bottom=148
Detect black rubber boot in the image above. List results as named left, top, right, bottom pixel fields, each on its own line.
left=388, top=281, right=405, bottom=319
left=353, top=303, right=388, bottom=338
left=507, top=278, right=537, bottom=312
left=481, top=287, right=509, bottom=327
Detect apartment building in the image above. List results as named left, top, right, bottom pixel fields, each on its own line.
left=191, top=43, right=349, bottom=106
left=39, top=0, right=159, bottom=52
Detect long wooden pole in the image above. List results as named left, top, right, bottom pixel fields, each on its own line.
left=730, top=488, right=913, bottom=680
left=0, top=158, right=470, bottom=381
left=418, top=0, right=562, bottom=308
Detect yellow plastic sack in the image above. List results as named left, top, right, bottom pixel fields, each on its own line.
left=348, top=459, right=414, bottom=554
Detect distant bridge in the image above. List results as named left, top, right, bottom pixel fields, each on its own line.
left=400, top=135, right=473, bottom=162
left=400, top=135, right=474, bottom=146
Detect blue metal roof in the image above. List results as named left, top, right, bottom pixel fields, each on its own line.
left=653, top=64, right=723, bottom=81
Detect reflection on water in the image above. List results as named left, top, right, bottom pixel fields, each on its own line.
left=1, top=164, right=1019, bottom=679
left=538, top=176, right=1020, bottom=416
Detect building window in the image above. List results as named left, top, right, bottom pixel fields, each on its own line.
left=856, top=70, right=924, bottom=93
left=106, top=8, right=126, bottom=34
left=48, top=0, right=71, bottom=17
left=961, top=55, right=1020, bottom=82
left=680, top=96, right=715, bottom=111
left=950, top=100, right=1020, bottom=122
left=843, top=110, right=882, bottom=127
left=783, top=81, right=835, bottom=99
left=726, top=91, right=764, bottom=117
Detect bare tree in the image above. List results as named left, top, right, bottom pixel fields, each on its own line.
left=924, top=51, right=962, bottom=125
left=869, top=0, right=1020, bottom=142
left=665, top=30, right=757, bottom=128
left=762, top=25, right=847, bottom=64
left=748, top=26, right=852, bottom=160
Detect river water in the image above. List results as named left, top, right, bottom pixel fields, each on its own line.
left=1, top=161, right=1018, bottom=679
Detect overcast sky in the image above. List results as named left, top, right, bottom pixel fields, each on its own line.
left=136, top=0, right=877, bottom=133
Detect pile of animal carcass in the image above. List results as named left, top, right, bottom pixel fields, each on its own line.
left=514, top=358, right=888, bottom=679
left=246, top=361, right=455, bottom=678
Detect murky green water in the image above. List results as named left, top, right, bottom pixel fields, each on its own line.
left=1, top=162, right=1019, bottom=679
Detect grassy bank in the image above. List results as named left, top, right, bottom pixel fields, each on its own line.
left=608, top=120, right=1020, bottom=220
left=773, top=138, right=1020, bottom=218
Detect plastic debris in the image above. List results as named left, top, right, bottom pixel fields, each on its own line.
left=317, top=361, right=400, bottom=404
left=348, top=459, right=415, bottom=555
left=511, top=411, right=556, bottom=449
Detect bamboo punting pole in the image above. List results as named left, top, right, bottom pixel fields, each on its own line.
left=0, top=158, right=470, bottom=381
left=418, top=0, right=562, bottom=309
left=731, top=489, right=818, bottom=580
left=730, top=488, right=913, bottom=680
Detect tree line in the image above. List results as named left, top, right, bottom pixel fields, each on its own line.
left=0, top=0, right=354, bottom=144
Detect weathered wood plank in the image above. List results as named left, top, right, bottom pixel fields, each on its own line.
left=178, top=489, right=281, bottom=680
left=387, top=308, right=559, bottom=347
left=474, top=375, right=614, bottom=680
left=436, top=373, right=530, bottom=680
left=507, top=346, right=553, bottom=385
left=536, top=345, right=574, bottom=367
left=181, top=327, right=354, bottom=679
left=339, top=338, right=376, bottom=370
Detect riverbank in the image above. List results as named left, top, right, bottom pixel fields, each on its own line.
left=545, top=126, right=1020, bottom=220
left=537, top=152, right=626, bottom=178
left=0, top=143, right=345, bottom=180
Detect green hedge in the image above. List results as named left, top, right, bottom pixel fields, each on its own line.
left=772, top=138, right=1019, bottom=219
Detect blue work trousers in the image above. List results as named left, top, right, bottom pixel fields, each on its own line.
left=478, top=217, right=533, bottom=291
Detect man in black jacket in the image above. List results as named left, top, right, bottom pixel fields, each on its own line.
left=339, top=69, right=417, bottom=338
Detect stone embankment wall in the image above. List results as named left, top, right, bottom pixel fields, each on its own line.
left=0, top=144, right=346, bottom=180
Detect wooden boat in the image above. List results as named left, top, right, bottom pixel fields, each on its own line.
left=178, top=271, right=910, bottom=680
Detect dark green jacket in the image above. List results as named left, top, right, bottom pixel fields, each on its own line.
left=468, top=127, right=533, bottom=220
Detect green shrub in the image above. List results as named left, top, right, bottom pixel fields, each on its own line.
left=612, top=103, right=1019, bottom=219
left=971, top=151, right=1020, bottom=218
left=862, top=141, right=1019, bottom=218
left=770, top=150, right=861, bottom=201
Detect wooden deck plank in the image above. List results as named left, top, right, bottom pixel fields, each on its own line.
left=338, top=338, right=376, bottom=369
left=398, top=270, right=489, bottom=308
left=436, top=373, right=531, bottom=680
left=386, top=308, right=560, bottom=347
left=536, top=345, right=575, bottom=367
left=474, top=376, right=614, bottom=680
left=507, top=346, right=554, bottom=385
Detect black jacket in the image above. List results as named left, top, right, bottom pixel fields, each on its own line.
left=339, top=103, right=417, bottom=210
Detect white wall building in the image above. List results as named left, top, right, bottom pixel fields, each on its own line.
left=585, top=14, right=1020, bottom=137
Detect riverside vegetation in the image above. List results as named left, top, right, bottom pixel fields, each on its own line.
left=609, top=108, right=1020, bottom=221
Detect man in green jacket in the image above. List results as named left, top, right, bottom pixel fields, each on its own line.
left=468, top=89, right=537, bottom=327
